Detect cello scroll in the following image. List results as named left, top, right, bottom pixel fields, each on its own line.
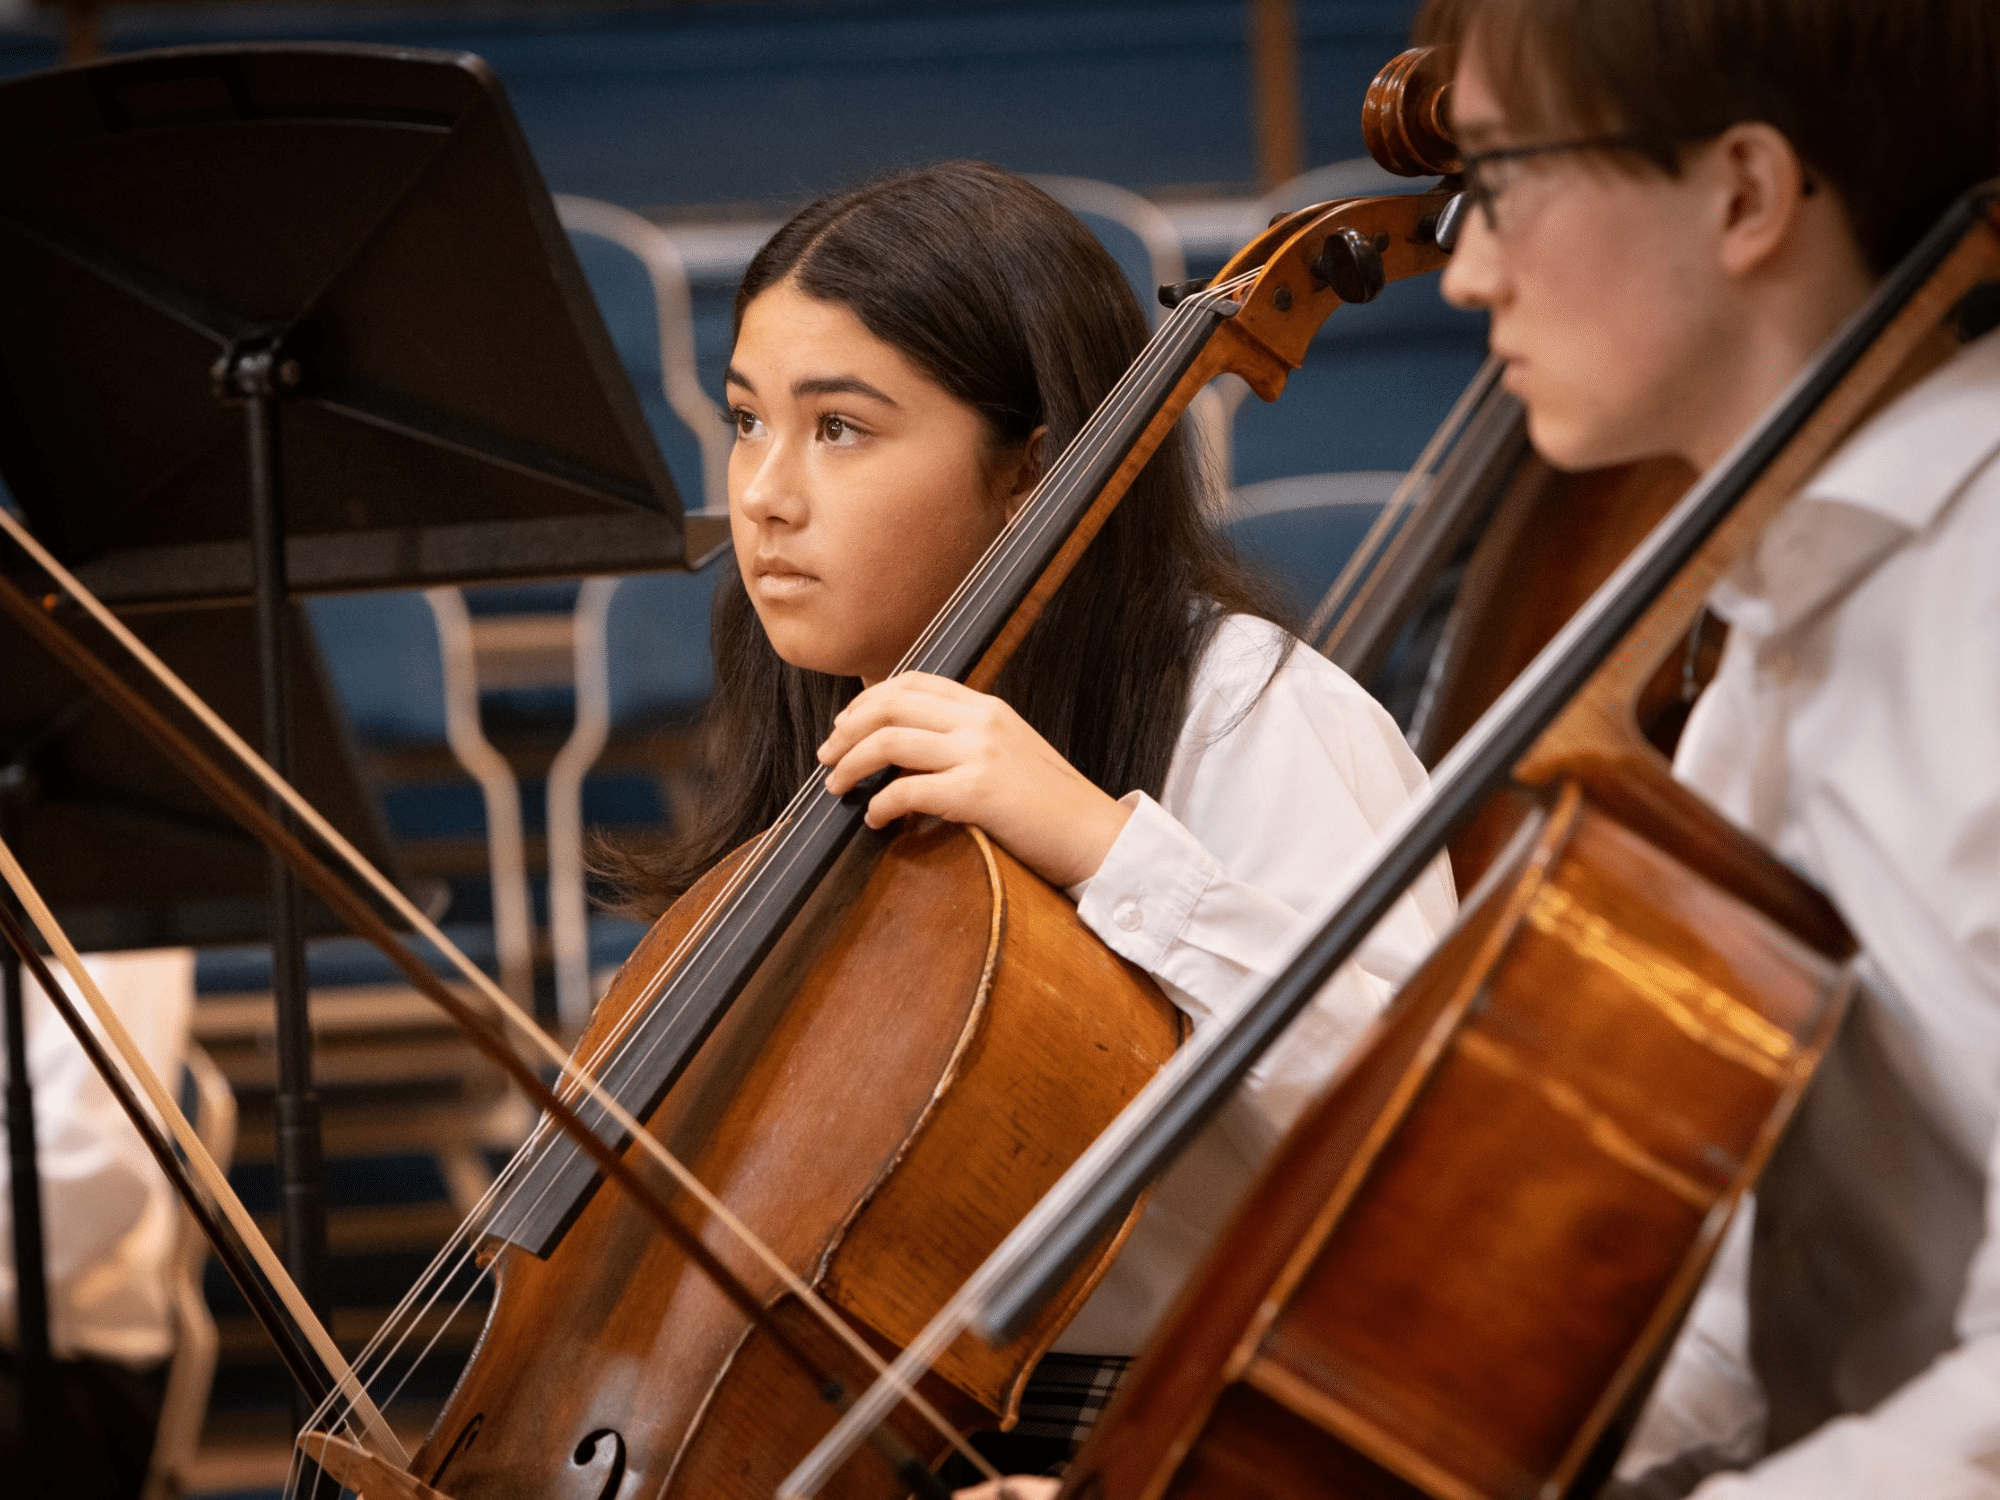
left=1363, top=46, right=1462, bottom=178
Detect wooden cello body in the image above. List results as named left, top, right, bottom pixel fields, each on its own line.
left=1059, top=774, right=1850, bottom=1500
left=414, top=821, right=1178, bottom=1499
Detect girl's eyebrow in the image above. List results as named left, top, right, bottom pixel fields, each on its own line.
left=720, top=365, right=899, bottom=407
left=793, top=375, right=899, bottom=405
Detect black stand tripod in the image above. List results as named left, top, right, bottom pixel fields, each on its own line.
left=0, top=574, right=405, bottom=1488
left=213, top=333, right=328, bottom=1326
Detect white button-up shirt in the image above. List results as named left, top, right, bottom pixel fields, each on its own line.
left=1622, top=327, right=2000, bottom=1493
left=1054, top=612, right=1456, bottom=1352
left=1, top=948, right=194, bottom=1368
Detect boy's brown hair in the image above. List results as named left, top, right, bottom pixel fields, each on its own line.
left=1415, top=0, right=2000, bottom=274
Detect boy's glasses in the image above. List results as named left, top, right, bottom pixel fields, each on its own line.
left=1459, top=135, right=1663, bottom=235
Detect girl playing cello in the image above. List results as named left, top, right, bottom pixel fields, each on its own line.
left=603, top=159, right=1455, bottom=1479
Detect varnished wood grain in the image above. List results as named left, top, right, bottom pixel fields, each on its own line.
left=1062, top=785, right=1851, bottom=1500
left=412, top=820, right=1177, bottom=1499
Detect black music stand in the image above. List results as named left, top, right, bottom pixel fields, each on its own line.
left=0, top=597, right=409, bottom=951
left=0, top=43, right=724, bottom=1331
left=0, top=592, right=407, bottom=1485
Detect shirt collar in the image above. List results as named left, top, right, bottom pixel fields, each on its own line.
left=1710, top=324, right=2000, bottom=638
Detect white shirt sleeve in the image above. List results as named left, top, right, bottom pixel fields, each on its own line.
left=1071, top=616, right=1455, bottom=1159
left=1052, top=616, right=1452, bottom=1353
left=0, top=948, right=195, bottom=1365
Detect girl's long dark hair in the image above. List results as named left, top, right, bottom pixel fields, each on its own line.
left=606, top=161, right=1289, bottom=917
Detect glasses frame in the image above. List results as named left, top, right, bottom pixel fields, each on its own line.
left=1459, top=134, right=1668, bottom=233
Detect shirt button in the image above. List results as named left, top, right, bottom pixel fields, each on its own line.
left=1113, top=901, right=1143, bottom=933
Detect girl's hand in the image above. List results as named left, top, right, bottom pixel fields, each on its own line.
left=817, top=673, right=1131, bottom=889
left=952, top=1481, right=1060, bottom=1500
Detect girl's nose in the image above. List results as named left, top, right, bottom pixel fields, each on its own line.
left=731, top=438, right=806, bottom=528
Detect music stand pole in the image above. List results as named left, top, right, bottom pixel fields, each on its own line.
left=0, top=765, right=54, bottom=1492
left=213, top=339, right=328, bottom=1343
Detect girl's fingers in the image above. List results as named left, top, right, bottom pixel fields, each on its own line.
left=821, top=681, right=973, bottom=762
left=861, top=767, right=971, bottom=828
left=822, top=726, right=956, bottom=794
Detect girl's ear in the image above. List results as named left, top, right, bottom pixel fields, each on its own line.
left=999, top=426, right=1049, bottom=521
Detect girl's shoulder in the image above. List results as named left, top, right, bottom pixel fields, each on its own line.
left=1188, top=612, right=1392, bottom=730
left=1177, top=611, right=1426, bottom=795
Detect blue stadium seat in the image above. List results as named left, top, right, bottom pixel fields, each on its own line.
left=1224, top=471, right=1402, bottom=621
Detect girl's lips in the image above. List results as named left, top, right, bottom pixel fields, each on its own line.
left=753, top=563, right=820, bottom=601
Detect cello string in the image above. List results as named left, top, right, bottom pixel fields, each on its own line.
left=0, top=521, right=998, bottom=1480
left=0, top=832, right=408, bottom=1467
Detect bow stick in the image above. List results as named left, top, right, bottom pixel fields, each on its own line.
left=0, top=832, right=404, bottom=1461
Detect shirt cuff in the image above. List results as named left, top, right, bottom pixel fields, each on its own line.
left=1069, top=791, right=1222, bottom=976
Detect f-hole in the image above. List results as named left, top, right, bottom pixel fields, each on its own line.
left=430, top=1412, right=483, bottom=1487
left=572, top=1427, right=628, bottom=1500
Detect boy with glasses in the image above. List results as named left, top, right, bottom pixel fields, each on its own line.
left=958, top=4, right=1998, bottom=1496
left=1425, top=0, right=2000, bottom=1495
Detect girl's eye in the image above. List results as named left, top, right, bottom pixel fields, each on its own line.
left=728, top=407, right=762, bottom=439
left=818, top=414, right=860, bottom=445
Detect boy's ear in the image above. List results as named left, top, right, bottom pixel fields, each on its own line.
left=1713, top=121, right=1814, bottom=278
